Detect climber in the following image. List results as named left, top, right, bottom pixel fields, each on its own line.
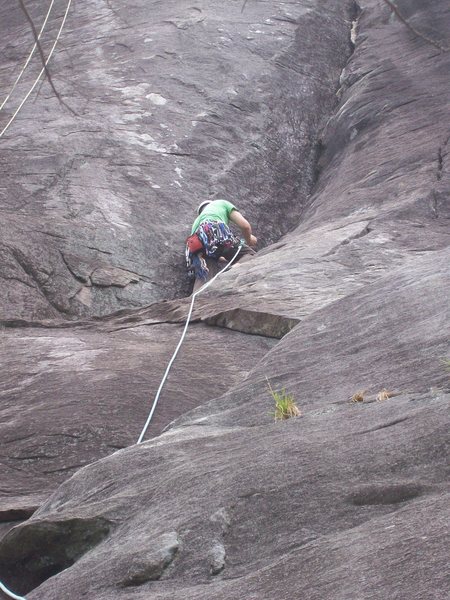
left=186, top=199, right=257, bottom=291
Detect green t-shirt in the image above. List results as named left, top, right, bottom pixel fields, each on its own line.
left=191, top=199, right=236, bottom=234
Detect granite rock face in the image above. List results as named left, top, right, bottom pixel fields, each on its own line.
left=0, top=0, right=354, bottom=319
left=1, top=249, right=449, bottom=599
left=0, top=0, right=355, bottom=535
left=0, top=0, right=449, bottom=599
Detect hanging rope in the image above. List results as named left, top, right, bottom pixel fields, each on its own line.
left=137, top=245, right=243, bottom=444
left=0, top=246, right=243, bottom=599
left=0, top=0, right=73, bottom=140
left=0, top=0, right=56, bottom=112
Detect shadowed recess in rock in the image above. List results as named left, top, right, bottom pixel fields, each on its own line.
left=0, top=517, right=111, bottom=595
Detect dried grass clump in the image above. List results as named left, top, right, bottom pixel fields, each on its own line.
left=350, top=390, right=366, bottom=403
left=376, top=388, right=395, bottom=402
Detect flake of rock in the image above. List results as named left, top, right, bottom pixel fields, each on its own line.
left=90, top=266, right=140, bottom=288
left=118, top=531, right=179, bottom=586
left=209, top=542, right=226, bottom=576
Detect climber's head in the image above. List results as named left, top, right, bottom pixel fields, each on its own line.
left=197, top=200, right=211, bottom=215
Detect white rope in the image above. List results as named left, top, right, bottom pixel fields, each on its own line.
left=0, top=0, right=72, bottom=140
left=0, top=4, right=71, bottom=597
left=0, top=0, right=56, bottom=112
left=0, top=580, right=27, bottom=600
left=137, top=245, right=243, bottom=444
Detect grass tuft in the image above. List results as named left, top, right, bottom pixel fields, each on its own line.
left=266, top=378, right=301, bottom=420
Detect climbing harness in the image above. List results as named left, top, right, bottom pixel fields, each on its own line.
left=137, top=243, right=243, bottom=444
left=0, top=0, right=73, bottom=140
left=0, top=581, right=26, bottom=600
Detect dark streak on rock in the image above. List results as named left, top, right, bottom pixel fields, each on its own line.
left=358, top=417, right=409, bottom=434
left=59, top=251, right=86, bottom=284
left=348, top=483, right=427, bottom=506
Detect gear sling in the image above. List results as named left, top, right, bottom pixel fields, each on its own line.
left=186, top=221, right=242, bottom=281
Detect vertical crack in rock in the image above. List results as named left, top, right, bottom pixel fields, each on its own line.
left=437, top=146, right=444, bottom=181
left=436, top=134, right=448, bottom=182
left=313, top=0, right=362, bottom=193
left=431, top=135, right=448, bottom=217
left=8, top=247, right=70, bottom=316
left=350, top=1, right=362, bottom=48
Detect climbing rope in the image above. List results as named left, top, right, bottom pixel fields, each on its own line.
left=137, top=245, right=243, bottom=444
left=0, top=580, right=26, bottom=600
left=0, top=4, right=71, bottom=599
left=0, top=0, right=56, bottom=112
left=0, top=0, right=72, bottom=140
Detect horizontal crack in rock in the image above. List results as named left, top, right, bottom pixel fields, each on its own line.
left=203, top=308, right=299, bottom=339
left=0, top=505, right=38, bottom=523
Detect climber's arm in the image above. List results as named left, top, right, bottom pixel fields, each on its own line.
left=229, top=210, right=257, bottom=247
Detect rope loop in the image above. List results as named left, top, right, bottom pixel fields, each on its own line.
left=0, top=581, right=27, bottom=600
